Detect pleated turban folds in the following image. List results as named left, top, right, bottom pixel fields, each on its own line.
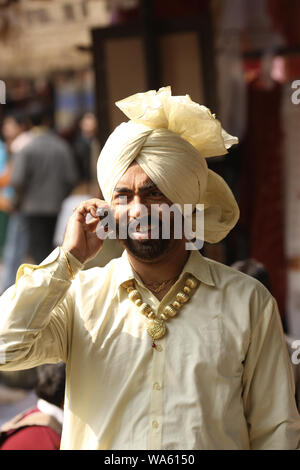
left=97, top=86, right=240, bottom=243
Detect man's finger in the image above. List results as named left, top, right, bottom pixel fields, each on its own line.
left=85, top=218, right=100, bottom=232
left=75, top=200, right=110, bottom=220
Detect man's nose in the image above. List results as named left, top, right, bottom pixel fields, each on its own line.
left=128, top=195, right=145, bottom=220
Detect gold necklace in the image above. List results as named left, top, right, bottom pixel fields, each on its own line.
left=125, top=275, right=199, bottom=348
left=144, top=275, right=179, bottom=294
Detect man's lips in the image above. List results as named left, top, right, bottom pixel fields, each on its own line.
left=116, top=217, right=162, bottom=239
left=130, top=225, right=157, bottom=240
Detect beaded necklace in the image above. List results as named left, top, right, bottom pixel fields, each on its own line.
left=125, top=275, right=199, bottom=347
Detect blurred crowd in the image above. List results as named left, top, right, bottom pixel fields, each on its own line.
left=0, top=104, right=123, bottom=293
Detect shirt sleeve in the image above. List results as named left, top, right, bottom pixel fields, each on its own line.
left=0, top=247, right=83, bottom=371
left=242, top=294, right=300, bottom=449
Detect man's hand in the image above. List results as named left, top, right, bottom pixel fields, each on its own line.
left=62, top=198, right=111, bottom=264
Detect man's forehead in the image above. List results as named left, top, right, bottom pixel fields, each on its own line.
left=114, top=162, right=155, bottom=190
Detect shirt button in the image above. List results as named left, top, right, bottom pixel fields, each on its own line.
left=153, top=382, right=161, bottom=390
left=152, top=420, right=159, bottom=429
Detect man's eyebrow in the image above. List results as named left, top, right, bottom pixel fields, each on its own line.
left=113, top=187, right=132, bottom=194
left=113, top=182, right=159, bottom=194
left=139, top=182, right=158, bottom=192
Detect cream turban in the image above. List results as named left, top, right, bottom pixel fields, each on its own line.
left=97, top=86, right=240, bottom=243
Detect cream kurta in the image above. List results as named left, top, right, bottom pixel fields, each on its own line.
left=0, top=247, right=299, bottom=450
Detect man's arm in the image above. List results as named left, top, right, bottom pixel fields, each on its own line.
left=0, top=198, right=107, bottom=371
left=0, top=248, right=82, bottom=370
left=242, top=294, right=300, bottom=449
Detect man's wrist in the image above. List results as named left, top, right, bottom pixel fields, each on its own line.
left=60, top=247, right=84, bottom=278
left=61, top=245, right=86, bottom=265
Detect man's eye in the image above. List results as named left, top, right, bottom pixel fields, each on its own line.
left=115, top=195, right=128, bottom=203
left=150, top=190, right=162, bottom=197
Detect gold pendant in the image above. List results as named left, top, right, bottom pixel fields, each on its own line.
left=125, top=275, right=199, bottom=347
left=146, top=319, right=166, bottom=340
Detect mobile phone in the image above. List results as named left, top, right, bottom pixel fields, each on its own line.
left=96, top=207, right=110, bottom=221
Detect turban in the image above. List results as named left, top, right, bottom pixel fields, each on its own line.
left=97, top=86, right=239, bottom=244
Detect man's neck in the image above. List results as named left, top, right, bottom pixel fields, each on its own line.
left=126, top=240, right=189, bottom=298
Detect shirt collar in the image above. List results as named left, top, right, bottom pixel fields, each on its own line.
left=183, top=250, right=215, bottom=286
left=115, top=249, right=215, bottom=288
left=115, top=250, right=139, bottom=288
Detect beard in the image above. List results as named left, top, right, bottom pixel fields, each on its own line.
left=122, top=237, right=172, bottom=260
left=116, top=214, right=174, bottom=261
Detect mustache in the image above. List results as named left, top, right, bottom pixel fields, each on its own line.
left=116, top=215, right=162, bottom=237
left=119, top=216, right=161, bottom=229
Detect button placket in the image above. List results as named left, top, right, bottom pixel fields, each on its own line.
left=153, top=382, right=161, bottom=391
left=148, top=336, right=165, bottom=450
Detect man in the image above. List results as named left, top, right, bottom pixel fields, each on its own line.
left=0, top=363, right=65, bottom=450
left=0, top=87, right=299, bottom=450
left=11, top=103, right=78, bottom=264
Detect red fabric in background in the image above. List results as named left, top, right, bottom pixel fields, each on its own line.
left=239, top=82, right=287, bottom=316
left=0, top=407, right=61, bottom=451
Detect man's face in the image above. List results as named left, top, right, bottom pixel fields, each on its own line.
left=80, top=113, right=97, bottom=138
left=2, top=117, right=22, bottom=142
left=111, top=162, right=181, bottom=262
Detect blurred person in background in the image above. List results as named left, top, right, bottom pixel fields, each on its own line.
left=0, top=110, right=33, bottom=293
left=1, top=110, right=32, bottom=157
left=0, top=366, right=38, bottom=430
left=0, top=131, right=11, bottom=257
left=73, top=111, right=101, bottom=197
left=0, top=363, right=65, bottom=450
left=11, top=103, right=79, bottom=264
left=231, top=259, right=272, bottom=292
left=0, top=124, right=12, bottom=210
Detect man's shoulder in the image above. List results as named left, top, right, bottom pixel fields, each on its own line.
left=203, top=255, right=272, bottom=302
left=200, top=256, right=277, bottom=335
left=75, top=255, right=123, bottom=287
